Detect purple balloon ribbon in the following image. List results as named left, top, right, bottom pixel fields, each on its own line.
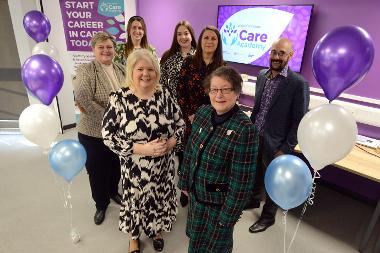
left=21, top=54, right=64, bottom=105
left=312, top=26, right=374, bottom=101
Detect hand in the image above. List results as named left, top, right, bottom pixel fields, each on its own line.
left=75, top=101, right=86, bottom=113
left=188, top=114, right=195, bottom=123
left=146, top=139, right=167, bottom=157
left=274, top=150, right=284, bottom=157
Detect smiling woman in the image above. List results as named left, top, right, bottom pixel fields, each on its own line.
left=73, top=31, right=126, bottom=226
left=178, top=66, right=258, bottom=253
left=114, top=16, right=158, bottom=65
left=102, top=49, right=185, bottom=253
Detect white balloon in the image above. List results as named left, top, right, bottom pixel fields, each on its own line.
left=32, top=42, right=60, bottom=61
left=297, top=104, right=357, bottom=171
left=19, top=104, right=61, bottom=149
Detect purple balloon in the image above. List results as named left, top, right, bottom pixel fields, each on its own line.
left=23, top=10, right=51, bottom=42
left=21, top=54, right=64, bottom=105
left=312, top=26, right=374, bottom=101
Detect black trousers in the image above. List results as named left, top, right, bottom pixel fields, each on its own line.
left=78, top=133, right=121, bottom=210
left=251, top=136, right=278, bottom=222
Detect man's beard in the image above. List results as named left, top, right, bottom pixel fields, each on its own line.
left=270, top=59, right=287, bottom=72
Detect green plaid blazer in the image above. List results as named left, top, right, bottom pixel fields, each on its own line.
left=178, top=105, right=258, bottom=226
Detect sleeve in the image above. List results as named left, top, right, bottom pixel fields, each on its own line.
left=149, top=45, right=159, bottom=64
left=218, top=125, right=259, bottom=226
left=102, top=93, right=134, bottom=157
left=171, top=92, right=186, bottom=147
left=160, top=61, right=169, bottom=88
left=74, top=65, right=105, bottom=123
left=177, top=107, right=202, bottom=191
left=114, top=43, right=126, bottom=66
left=177, top=58, right=192, bottom=120
left=280, top=77, right=310, bottom=154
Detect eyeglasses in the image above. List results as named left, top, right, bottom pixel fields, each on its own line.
left=269, top=50, right=288, bottom=58
left=209, top=88, right=234, bottom=95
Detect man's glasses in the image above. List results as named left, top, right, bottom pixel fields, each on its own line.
left=269, top=50, right=288, bottom=58
left=209, top=88, right=234, bottom=95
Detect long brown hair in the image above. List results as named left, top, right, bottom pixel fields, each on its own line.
left=192, top=25, right=224, bottom=70
left=160, top=20, right=197, bottom=65
left=125, top=16, right=149, bottom=59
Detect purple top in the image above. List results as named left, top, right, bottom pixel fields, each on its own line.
left=254, top=65, right=288, bottom=135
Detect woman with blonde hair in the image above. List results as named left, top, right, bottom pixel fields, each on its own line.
left=102, top=49, right=185, bottom=253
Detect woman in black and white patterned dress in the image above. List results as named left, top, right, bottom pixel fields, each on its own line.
left=102, top=49, right=185, bottom=253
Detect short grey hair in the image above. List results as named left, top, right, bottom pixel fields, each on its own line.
left=90, top=31, right=116, bottom=48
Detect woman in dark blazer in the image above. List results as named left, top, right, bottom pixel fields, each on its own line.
left=178, top=66, right=258, bottom=253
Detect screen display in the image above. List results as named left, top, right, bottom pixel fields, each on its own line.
left=217, top=5, right=313, bottom=72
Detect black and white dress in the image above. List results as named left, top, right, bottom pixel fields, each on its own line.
left=102, top=86, right=185, bottom=239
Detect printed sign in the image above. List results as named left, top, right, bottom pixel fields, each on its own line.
left=218, top=5, right=313, bottom=72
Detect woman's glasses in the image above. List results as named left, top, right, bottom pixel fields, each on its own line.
left=209, top=88, right=234, bottom=95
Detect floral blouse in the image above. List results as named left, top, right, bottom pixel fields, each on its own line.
left=114, top=43, right=158, bottom=66
left=160, top=48, right=196, bottom=99
left=177, top=56, right=226, bottom=143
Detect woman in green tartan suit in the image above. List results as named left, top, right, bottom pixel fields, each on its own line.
left=178, top=66, right=258, bottom=253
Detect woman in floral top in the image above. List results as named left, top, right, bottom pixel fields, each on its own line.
left=114, top=16, right=158, bottom=66
left=160, top=20, right=197, bottom=98
left=177, top=25, right=226, bottom=146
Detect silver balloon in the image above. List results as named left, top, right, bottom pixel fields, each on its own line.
left=19, top=104, right=61, bottom=149
left=32, top=42, right=59, bottom=61
left=297, top=104, right=357, bottom=171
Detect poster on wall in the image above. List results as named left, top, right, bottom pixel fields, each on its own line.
left=59, top=0, right=126, bottom=73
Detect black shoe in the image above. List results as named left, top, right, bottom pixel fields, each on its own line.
left=129, top=238, right=140, bottom=253
left=152, top=237, right=164, bottom=252
left=94, top=209, right=106, bottom=225
left=111, top=193, right=122, bottom=205
left=244, top=200, right=261, bottom=210
left=248, top=220, right=275, bottom=233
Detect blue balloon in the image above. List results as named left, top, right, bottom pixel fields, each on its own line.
left=49, top=140, right=87, bottom=182
left=264, top=155, right=312, bottom=210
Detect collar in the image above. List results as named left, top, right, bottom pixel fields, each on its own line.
left=265, top=65, right=289, bottom=79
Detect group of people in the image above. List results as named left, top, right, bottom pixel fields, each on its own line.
left=74, top=15, right=310, bottom=253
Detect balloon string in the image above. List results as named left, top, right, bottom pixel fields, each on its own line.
left=307, top=171, right=321, bottom=206
left=285, top=172, right=320, bottom=253
left=282, top=210, right=288, bottom=253
left=66, top=182, right=73, bottom=231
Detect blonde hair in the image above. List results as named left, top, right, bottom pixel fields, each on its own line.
left=124, top=49, right=161, bottom=90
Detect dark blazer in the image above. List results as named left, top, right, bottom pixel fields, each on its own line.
left=250, top=68, right=310, bottom=157
left=178, top=105, right=258, bottom=226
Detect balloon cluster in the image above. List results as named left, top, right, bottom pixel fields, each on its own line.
left=19, top=10, right=86, bottom=183
left=264, top=26, right=374, bottom=212
left=19, top=10, right=86, bottom=244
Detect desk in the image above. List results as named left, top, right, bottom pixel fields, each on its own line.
left=296, top=145, right=380, bottom=252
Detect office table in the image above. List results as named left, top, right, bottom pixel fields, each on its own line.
left=296, top=145, right=380, bottom=252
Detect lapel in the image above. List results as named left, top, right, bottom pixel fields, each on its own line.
left=267, top=68, right=291, bottom=111
left=255, top=73, right=266, bottom=105
left=93, top=61, right=112, bottom=93
left=113, top=63, right=126, bottom=85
